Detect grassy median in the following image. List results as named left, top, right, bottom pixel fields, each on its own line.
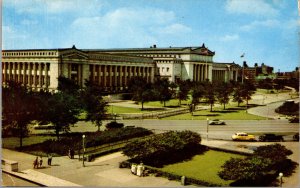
left=159, top=150, right=244, bottom=186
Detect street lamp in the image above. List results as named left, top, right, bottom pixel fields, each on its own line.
left=82, top=134, right=86, bottom=167
left=279, top=172, right=283, bottom=187
left=206, top=118, right=209, bottom=140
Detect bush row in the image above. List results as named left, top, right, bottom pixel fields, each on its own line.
left=20, top=127, right=153, bottom=156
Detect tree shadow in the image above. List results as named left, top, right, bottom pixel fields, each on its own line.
left=140, top=108, right=165, bottom=111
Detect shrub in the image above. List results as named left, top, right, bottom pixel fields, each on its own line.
left=122, top=130, right=203, bottom=167
left=105, top=121, right=124, bottom=129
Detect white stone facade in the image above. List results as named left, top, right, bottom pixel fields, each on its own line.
left=2, top=45, right=240, bottom=91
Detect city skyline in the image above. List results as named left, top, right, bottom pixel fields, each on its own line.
left=3, top=0, right=299, bottom=72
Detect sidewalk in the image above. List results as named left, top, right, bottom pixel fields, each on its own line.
left=3, top=140, right=299, bottom=187
left=2, top=149, right=183, bottom=187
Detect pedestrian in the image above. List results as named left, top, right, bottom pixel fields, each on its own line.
left=39, top=156, right=43, bottom=168
left=47, top=154, right=52, bottom=166
left=33, top=157, right=38, bottom=169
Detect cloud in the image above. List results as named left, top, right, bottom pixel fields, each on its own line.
left=240, top=19, right=280, bottom=31
left=68, top=7, right=190, bottom=48
left=4, top=0, right=103, bottom=15
left=21, top=19, right=38, bottom=25
left=220, top=34, right=239, bottom=41
left=225, top=0, right=278, bottom=17
left=156, top=23, right=192, bottom=35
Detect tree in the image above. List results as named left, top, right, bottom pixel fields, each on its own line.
left=191, top=81, right=205, bottom=112
left=203, top=81, right=216, bottom=112
left=2, top=81, right=39, bottom=149
left=219, top=144, right=296, bottom=186
left=153, top=78, right=173, bottom=107
left=57, top=76, right=80, bottom=95
left=219, top=157, right=271, bottom=181
left=81, top=80, right=107, bottom=131
left=177, top=79, right=191, bottom=106
left=128, top=77, right=155, bottom=110
left=216, top=82, right=233, bottom=110
left=241, top=81, right=256, bottom=107
left=232, top=83, right=244, bottom=107
left=45, top=92, right=80, bottom=140
left=122, top=130, right=202, bottom=167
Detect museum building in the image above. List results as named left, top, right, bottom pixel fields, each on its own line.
left=1, top=44, right=240, bottom=91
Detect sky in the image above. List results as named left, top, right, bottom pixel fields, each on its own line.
left=2, top=0, right=300, bottom=72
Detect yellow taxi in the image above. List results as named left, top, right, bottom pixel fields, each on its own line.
left=232, top=132, right=256, bottom=141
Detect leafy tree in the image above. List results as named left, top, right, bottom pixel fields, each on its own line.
left=153, top=78, right=173, bottom=107
left=81, top=80, right=107, bottom=131
left=216, top=81, right=233, bottom=110
left=177, top=79, right=191, bottom=106
left=2, top=81, right=39, bottom=149
left=253, top=143, right=293, bottom=165
left=232, top=83, right=244, bottom=107
left=128, top=77, right=155, bottom=110
left=203, top=81, right=216, bottom=112
left=219, top=144, right=296, bottom=186
left=44, top=92, right=80, bottom=140
left=57, top=76, right=80, bottom=95
left=122, top=130, right=201, bottom=166
left=241, top=81, right=256, bottom=107
left=191, top=81, right=205, bottom=112
left=219, top=156, right=271, bottom=181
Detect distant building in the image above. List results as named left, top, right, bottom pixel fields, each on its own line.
left=241, top=62, right=275, bottom=81
left=2, top=44, right=240, bottom=92
left=276, top=67, right=300, bottom=80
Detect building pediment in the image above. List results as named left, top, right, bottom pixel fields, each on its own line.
left=60, top=50, right=89, bottom=60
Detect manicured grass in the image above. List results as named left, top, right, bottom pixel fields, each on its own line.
left=108, top=105, right=165, bottom=114
left=145, top=99, right=190, bottom=108
left=163, top=104, right=265, bottom=120
left=160, top=150, right=244, bottom=186
left=2, top=136, right=55, bottom=149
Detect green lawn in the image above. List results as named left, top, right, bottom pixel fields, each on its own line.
left=160, top=150, right=244, bottom=186
left=163, top=104, right=265, bottom=120
left=2, top=136, right=55, bottom=149
left=108, top=105, right=165, bottom=114
left=145, top=99, right=190, bottom=108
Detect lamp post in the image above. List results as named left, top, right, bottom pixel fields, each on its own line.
left=279, top=172, right=283, bottom=187
left=206, top=118, right=209, bottom=140
left=82, top=134, right=86, bottom=167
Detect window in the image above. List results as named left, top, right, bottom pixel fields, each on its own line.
left=167, top=68, right=170, bottom=72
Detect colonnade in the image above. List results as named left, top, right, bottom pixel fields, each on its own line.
left=212, top=70, right=226, bottom=82
left=66, top=63, right=154, bottom=91
left=193, top=63, right=209, bottom=81
left=2, top=62, right=50, bottom=88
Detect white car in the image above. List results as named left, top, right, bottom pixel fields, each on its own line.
left=208, top=119, right=226, bottom=125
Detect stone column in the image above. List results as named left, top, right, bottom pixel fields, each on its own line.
left=38, top=63, right=42, bottom=88
left=33, top=63, right=37, bottom=88
left=150, top=67, right=155, bottom=82
left=119, top=66, right=124, bottom=87
left=3, top=62, right=6, bottom=83
left=124, top=66, right=128, bottom=86
left=109, top=65, right=113, bottom=87
left=45, top=63, right=49, bottom=88
left=104, top=65, right=107, bottom=87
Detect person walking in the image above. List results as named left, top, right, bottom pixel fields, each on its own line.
left=33, top=157, right=38, bottom=169
left=39, top=156, right=43, bottom=168
left=47, top=154, right=52, bottom=166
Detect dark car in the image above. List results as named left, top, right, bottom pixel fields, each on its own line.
left=259, top=134, right=284, bottom=142
left=289, top=117, right=299, bottom=123
left=293, top=133, right=299, bottom=141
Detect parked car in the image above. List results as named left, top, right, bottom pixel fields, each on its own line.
left=293, top=133, right=299, bottom=141
left=232, top=132, right=256, bottom=141
left=289, top=117, right=299, bottom=123
left=259, top=134, right=284, bottom=142
left=208, top=119, right=226, bottom=125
